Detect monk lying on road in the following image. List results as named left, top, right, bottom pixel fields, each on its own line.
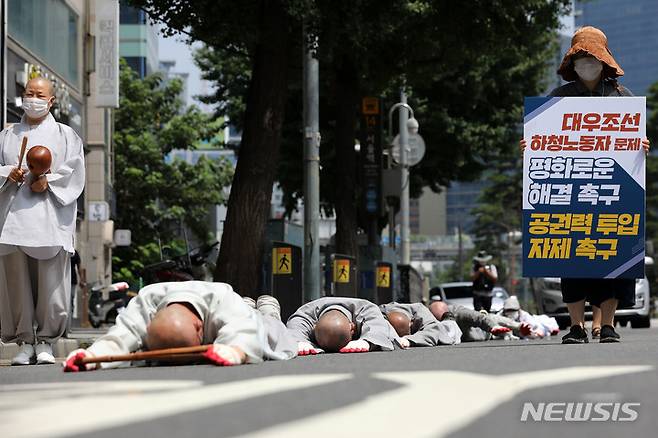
left=286, top=297, right=401, bottom=355
left=429, top=300, right=534, bottom=342
left=380, top=302, right=462, bottom=347
left=63, top=281, right=296, bottom=371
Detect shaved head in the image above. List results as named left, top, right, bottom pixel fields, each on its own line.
left=146, top=303, right=204, bottom=351
left=314, top=310, right=354, bottom=352
left=429, top=301, right=449, bottom=321
left=387, top=311, right=411, bottom=337
left=25, top=77, right=55, bottom=98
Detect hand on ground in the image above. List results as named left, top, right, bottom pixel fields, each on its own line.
left=519, top=322, right=533, bottom=337
left=297, top=341, right=324, bottom=356
left=203, top=344, right=246, bottom=366
left=397, top=337, right=411, bottom=349
left=63, top=349, right=97, bottom=372
left=490, top=326, right=512, bottom=336
left=339, top=339, right=370, bottom=353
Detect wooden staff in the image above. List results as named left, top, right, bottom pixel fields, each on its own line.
left=79, top=344, right=212, bottom=365
left=17, top=136, right=28, bottom=168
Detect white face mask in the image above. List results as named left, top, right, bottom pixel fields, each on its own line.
left=22, top=97, right=51, bottom=119
left=574, top=57, right=603, bottom=82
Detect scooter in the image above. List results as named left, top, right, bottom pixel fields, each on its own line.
left=141, top=242, right=219, bottom=284
left=88, top=281, right=133, bottom=328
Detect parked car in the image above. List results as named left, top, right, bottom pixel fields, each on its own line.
left=531, top=256, right=653, bottom=329
left=432, top=282, right=510, bottom=313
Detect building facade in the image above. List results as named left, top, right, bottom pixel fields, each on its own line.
left=119, top=3, right=158, bottom=78
left=575, top=0, right=658, bottom=96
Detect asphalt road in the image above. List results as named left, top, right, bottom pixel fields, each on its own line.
left=1, top=324, right=657, bottom=438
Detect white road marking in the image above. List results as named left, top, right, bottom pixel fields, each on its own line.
left=0, top=366, right=652, bottom=438
left=0, top=374, right=349, bottom=438
left=246, top=366, right=653, bottom=438
left=0, top=380, right=202, bottom=410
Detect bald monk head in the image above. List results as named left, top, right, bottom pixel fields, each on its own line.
left=429, top=301, right=449, bottom=321
left=23, top=77, right=55, bottom=124
left=386, top=311, right=412, bottom=337
left=314, top=310, right=355, bottom=352
left=146, top=303, right=204, bottom=351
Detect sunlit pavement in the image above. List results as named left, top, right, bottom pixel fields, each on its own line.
left=1, top=323, right=657, bottom=438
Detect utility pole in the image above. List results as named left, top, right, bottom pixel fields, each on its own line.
left=303, top=29, right=321, bottom=302
left=399, top=90, right=410, bottom=265
left=1, top=0, right=7, bottom=128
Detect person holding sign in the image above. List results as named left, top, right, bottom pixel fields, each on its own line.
left=0, top=77, right=85, bottom=365
left=522, top=27, right=649, bottom=344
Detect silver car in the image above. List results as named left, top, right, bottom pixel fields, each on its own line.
left=433, top=282, right=509, bottom=313
left=531, top=257, right=652, bottom=329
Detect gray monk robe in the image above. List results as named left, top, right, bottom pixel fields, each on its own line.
left=448, top=304, right=522, bottom=342
left=380, top=302, right=462, bottom=346
left=286, top=297, right=397, bottom=351
left=86, top=281, right=297, bottom=368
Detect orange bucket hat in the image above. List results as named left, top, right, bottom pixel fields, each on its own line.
left=557, top=26, right=624, bottom=82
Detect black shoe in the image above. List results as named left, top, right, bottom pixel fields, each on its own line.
left=599, top=325, right=621, bottom=343
left=562, top=325, right=589, bottom=344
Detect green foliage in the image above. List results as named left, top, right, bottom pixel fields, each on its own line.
left=129, top=0, right=570, bottom=266
left=112, top=60, right=233, bottom=283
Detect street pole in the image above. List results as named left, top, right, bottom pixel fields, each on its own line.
left=1, top=0, right=7, bottom=128
left=399, top=90, right=410, bottom=265
left=457, top=222, right=463, bottom=281
left=303, top=28, right=321, bottom=302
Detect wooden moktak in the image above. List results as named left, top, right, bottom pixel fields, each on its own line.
left=26, top=145, right=52, bottom=177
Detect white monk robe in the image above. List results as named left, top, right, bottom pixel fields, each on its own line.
left=86, top=281, right=297, bottom=368
left=0, top=113, right=85, bottom=344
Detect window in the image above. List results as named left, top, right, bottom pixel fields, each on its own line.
left=8, top=0, right=80, bottom=85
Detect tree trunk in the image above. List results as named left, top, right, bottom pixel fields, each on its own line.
left=333, top=57, right=360, bottom=257
left=214, top=0, right=290, bottom=298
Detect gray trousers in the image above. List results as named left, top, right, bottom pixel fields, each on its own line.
left=0, top=250, right=71, bottom=344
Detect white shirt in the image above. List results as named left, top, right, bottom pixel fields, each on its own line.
left=0, top=114, right=85, bottom=254
left=88, top=281, right=297, bottom=367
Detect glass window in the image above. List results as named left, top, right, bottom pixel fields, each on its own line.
left=8, top=0, right=79, bottom=85
left=119, top=4, right=146, bottom=25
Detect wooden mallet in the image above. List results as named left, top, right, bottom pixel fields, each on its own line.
left=18, top=136, right=28, bottom=168
left=78, top=345, right=213, bottom=365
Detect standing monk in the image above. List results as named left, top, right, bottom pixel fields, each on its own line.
left=0, top=77, right=85, bottom=365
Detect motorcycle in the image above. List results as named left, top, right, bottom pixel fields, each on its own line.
left=88, top=281, right=133, bottom=328
left=141, top=242, right=219, bottom=284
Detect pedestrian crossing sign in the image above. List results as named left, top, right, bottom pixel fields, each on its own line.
left=376, top=266, right=390, bottom=288
left=333, top=259, right=350, bottom=283
left=273, top=247, right=292, bottom=274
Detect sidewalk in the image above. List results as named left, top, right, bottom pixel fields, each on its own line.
left=0, top=328, right=106, bottom=366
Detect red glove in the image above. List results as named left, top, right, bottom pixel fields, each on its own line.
left=297, top=341, right=324, bottom=356
left=63, top=349, right=96, bottom=372
left=202, top=344, right=245, bottom=366
left=490, top=326, right=512, bottom=336
left=339, top=339, right=370, bottom=353
left=519, top=323, right=533, bottom=337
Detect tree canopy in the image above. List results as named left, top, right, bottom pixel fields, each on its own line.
left=128, top=0, right=571, bottom=294
left=112, top=61, right=233, bottom=283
